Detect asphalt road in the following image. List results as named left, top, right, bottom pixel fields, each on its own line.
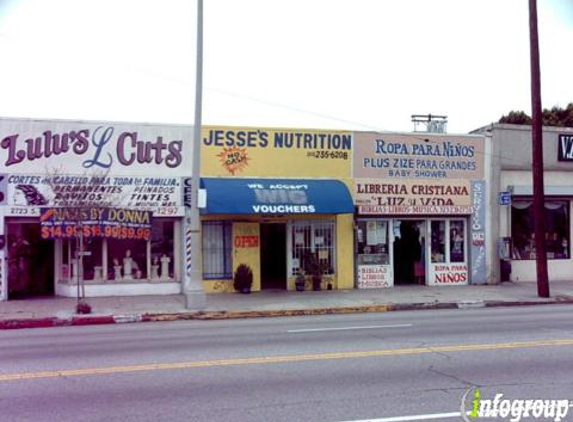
left=1, top=305, right=573, bottom=422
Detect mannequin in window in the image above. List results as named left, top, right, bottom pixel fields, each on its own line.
left=113, top=258, right=122, bottom=281
left=123, top=249, right=139, bottom=280
left=151, top=255, right=160, bottom=280
left=527, top=233, right=536, bottom=255
left=160, top=254, right=171, bottom=280
left=547, top=232, right=561, bottom=254
left=450, top=228, right=464, bottom=261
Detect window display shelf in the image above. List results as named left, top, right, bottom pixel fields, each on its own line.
left=57, top=278, right=176, bottom=286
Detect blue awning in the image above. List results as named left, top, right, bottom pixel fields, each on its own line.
left=201, top=178, right=354, bottom=215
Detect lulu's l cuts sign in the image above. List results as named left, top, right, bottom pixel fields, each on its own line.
left=0, top=119, right=192, bottom=175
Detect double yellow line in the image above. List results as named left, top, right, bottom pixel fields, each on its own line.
left=2, top=339, right=573, bottom=382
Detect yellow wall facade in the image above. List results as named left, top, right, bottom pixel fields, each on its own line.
left=201, top=214, right=355, bottom=292
left=200, top=125, right=355, bottom=293
left=201, top=220, right=262, bottom=293
left=232, top=222, right=261, bottom=292
left=336, top=214, right=355, bottom=290
left=201, top=126, right=352, bottom=178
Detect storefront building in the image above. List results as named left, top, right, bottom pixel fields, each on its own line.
left=352, top=131, right=489, bottom=287
left=1, top=117, right=495, bottom=301
left=474, top=124, right=573, bottom=283
left=0, top=117, right=192, bottom=300
left=199, top=126, right=355, bottom=292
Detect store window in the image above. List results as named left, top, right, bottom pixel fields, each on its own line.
left=511, top=200, right=569, bottom=260
left=151, top=221, right=175, bottom=280
left=108, top=238, right=147, bottom=280
left=431, top=220, right=446, bottom=263
left=289, top=220, right=335, bottom=276
left=356, top=220, right=389, bottom=265
left=62, top=238, right=103, bottom=281
left=202, top=221, right=233, bottom=279
left=449, top=220, right=465, bottom=263
left=59, top=220, right=177, bottom=283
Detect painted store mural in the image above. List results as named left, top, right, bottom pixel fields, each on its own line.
left=353, top=132, right=487, bottom=288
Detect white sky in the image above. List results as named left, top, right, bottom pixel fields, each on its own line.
left=0, top=0, right=572, bottom=134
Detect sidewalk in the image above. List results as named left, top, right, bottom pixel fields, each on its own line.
left=2, top=281, right=573, bottom=329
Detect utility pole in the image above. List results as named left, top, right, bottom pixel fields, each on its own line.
left=529, top=0, right=549, bottom=297
left=183, top=0, right=206, bottom=309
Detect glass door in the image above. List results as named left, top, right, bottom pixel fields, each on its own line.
left=355, top=219, right=392, bottom=288
left=6, top=220, right=54, bottom=298
left=427, top=218, right=468, bottom=286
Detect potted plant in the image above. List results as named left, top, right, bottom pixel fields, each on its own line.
left=303, top=252, right=326, bottom=291
left=233, top=263, right=253, bottom=294
left=310, top=264, right=323, bottom=291
left=295, top=269, right=306, bottom=292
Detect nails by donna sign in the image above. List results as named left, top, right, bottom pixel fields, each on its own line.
left=40, top=207, right=152, bottom=241
left=0, top=118, right=192, bottom=175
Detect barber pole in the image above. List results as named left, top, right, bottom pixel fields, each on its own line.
left=185, top=225, right=193, bottom=276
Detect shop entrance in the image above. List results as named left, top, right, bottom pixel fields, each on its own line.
left=428, top=218, right=469, bottom=285
left=260, top=223, right=287, bottom=290
left=6, top=220, right=54, bottom=299
left=393, top=220, right=425, bottom=285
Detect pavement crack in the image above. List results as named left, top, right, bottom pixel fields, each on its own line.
left=427, top=365, right=476, bottom=388
left=428, top=349, right=454, bottom=361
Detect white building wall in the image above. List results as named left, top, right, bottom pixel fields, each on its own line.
left=501, top=170, right=573, bottom=282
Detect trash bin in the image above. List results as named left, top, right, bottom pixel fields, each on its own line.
left=500, top=259, right=511, bottom=282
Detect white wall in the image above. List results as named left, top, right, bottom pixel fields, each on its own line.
left=56, top=282, right=182, bottom=298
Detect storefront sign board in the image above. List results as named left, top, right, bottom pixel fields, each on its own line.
left=0, top=174, right=6, bottom=205
left=428, top=263, right=468, bottom=286
left=353, top=132, right=484, bottom=180
left=234, top=235, right=259, bottom=248
left=557, top=134, right=573, bottom=161
left=471, top=181, right=487, bottom=284
left=39, top=207, right=153, bottom=241
left=5, top=174, right=183, bottom=216
left=357, top=264, right=392, bottom=288
left=0, top=118, right=192, bottom=176
left=201, top=126, right=352, bottom=178
left=201, top=177, right=354, bottom=214
left=355, top=178, right=472, bottom=215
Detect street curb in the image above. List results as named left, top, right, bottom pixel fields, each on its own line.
left=2, top=298, right=573, bottom=330
left=484, top=297, right=573, bottom=308
left=142, top=304, right=392, bottom=322
left=71, top=315, right=115, bottom=326
left=0, top=317, right=62, bottom=330
left=388, top=302, right=459, bottom=311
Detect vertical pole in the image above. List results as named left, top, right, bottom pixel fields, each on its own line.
left=80, top=224, right=85, bottom=300
left=529, top=0, right=549, bottom=297
left=0, top=206, right=6, bottom=301
left=184, top=0, right=206, bottom=309
left=76, top=229, right=80, bottom=306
